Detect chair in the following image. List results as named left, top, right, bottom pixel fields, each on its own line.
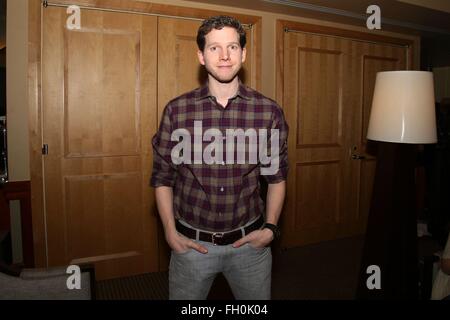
left=0, top=262, right=96, bottom=300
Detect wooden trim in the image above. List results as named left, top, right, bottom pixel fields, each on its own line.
left=278, top=19, right=415, bottom=47
left=297, top=160, right=340, bottom=167
left=276, top=19, right=417, bottom=112
left=362, top=55, right=400, bottom=62
left=252, top=17, right=262, bottom=91
left=28, top=0, right=262, bottom=270
left=43, top=0, right=259, bottom=25
left=28, top=0, right=46, bottom=268
left=297, top=143, right=341, bottom=149
left=0, top=181, right=34, bottom=267
left=276, top=20, right=285, bottom=109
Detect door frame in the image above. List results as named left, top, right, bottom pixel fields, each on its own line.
left=275, top=19, right=419, bottom=248
left=28, top=0, right=262, bottom=268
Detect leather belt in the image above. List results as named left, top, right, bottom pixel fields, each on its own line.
left=175, top=215, right=264, bottom=246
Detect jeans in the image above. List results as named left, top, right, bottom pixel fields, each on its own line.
left=169, top=237, right=272, bottom=300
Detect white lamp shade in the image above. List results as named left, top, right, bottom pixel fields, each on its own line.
left=367, top=71, right=437, bottom=144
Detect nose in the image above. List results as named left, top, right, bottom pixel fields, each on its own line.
left=219, top=48, right=230, bottom=61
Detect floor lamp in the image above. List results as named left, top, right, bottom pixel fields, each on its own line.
left=356, top=71, right=437, bottom=299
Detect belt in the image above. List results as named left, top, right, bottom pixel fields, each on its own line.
left=175, top=215, right=264, bottom=246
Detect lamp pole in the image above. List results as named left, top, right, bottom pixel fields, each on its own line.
left=356, top=142, right=418, bottom=299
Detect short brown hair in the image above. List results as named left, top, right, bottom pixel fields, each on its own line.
left=197, top=15, right=246, bottom=51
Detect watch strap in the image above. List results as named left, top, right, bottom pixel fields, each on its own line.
left=262, top=223, right=280, bottom=239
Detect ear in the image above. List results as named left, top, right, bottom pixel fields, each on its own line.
left=241, top=47, right=247, bottom=64
left=197, top=50, right=205, bottom=66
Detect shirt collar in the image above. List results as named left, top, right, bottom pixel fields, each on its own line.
left=197, top=80, right=251, bottom=101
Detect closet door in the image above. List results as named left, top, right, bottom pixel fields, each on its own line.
left=282, top=30, right=408, bottom=248
left=42, top=7, right=158, bottom=280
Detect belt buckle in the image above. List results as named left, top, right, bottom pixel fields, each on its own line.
left=212, top=232, right=224, bottom=246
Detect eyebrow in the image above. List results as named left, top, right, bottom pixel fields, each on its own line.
left=206, top=42, right=240, bottom=47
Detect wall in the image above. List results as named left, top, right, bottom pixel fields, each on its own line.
left=397, top=0, right=450, bottom=14
left=433, top=67, right=450, bottom=102
left=421, top=35, right=450, bottom=69
left=6, top=0, right=28, bottom=182
left=6, top=0, right=28, bottom=263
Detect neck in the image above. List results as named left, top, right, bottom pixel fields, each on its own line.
left=208, top=76, right=240, bottom=102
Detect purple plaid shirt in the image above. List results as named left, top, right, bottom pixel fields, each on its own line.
left=151, top=81, right=288, bottom=232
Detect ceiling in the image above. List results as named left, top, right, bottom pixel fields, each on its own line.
left=396, top=0, right=450, bottom=14
left=284, top=0, right=450, bottom=35
left=186, top=0, right=450, bottom=37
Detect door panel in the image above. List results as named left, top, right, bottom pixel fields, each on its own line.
left=282, top=30, right=408, bottom=247
left=42, top=7, right=158, bottom=280
left=296, top=47, right=342, bottom=147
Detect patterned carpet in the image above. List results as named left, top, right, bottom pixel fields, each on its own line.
left=96, top=272, right=169, bottom=300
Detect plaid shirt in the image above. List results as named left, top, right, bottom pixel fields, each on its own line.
left=151, top=81, right=288, bottom=232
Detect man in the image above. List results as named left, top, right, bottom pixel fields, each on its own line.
left=151, top=15, right=288, bottom=300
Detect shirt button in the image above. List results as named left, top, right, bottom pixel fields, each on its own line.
left=219, top=212, right=223, bottom=216
left=220, top=187, right=224, bottom=192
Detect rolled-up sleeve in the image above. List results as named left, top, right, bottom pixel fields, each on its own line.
left=262, top=106, right=289, bottom=184
left=150, top=104, right=178, bottom=188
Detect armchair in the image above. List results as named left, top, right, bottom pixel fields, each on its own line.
left=0, top=262, right=96, bottom=300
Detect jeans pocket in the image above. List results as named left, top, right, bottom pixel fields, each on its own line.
left=172, top=248, right=192, bottom=256
left=247, top=243, right=267, bottom=251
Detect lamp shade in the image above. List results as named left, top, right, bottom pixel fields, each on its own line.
left=367, top=71, right=437, bottom=144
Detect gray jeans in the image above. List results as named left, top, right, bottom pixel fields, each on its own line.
left=169, top=236, right=272, bottom=300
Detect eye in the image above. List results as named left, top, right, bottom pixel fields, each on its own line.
left=230, top=45, right=239, bottom=50
left=210, top=46, right=217, bottom=52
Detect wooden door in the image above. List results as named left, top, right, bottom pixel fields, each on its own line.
left=156, top=17, right=254, bottom=269
left=281, top=30, right=408, bottom=248
left=42, top=7, right=159, bottom=280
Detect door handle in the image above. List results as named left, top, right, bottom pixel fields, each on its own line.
left=352, top=154, right=366, bottom=160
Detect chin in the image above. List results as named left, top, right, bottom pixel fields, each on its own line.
left=216, top=77, right=235, bottom=83
left=211, top=72, right=239, bottom=83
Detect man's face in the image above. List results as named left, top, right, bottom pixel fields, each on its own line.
left=197, top=27, right=246, bottom=83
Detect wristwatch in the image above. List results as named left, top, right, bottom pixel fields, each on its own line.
left=262, top=223, right=281, bottom=240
